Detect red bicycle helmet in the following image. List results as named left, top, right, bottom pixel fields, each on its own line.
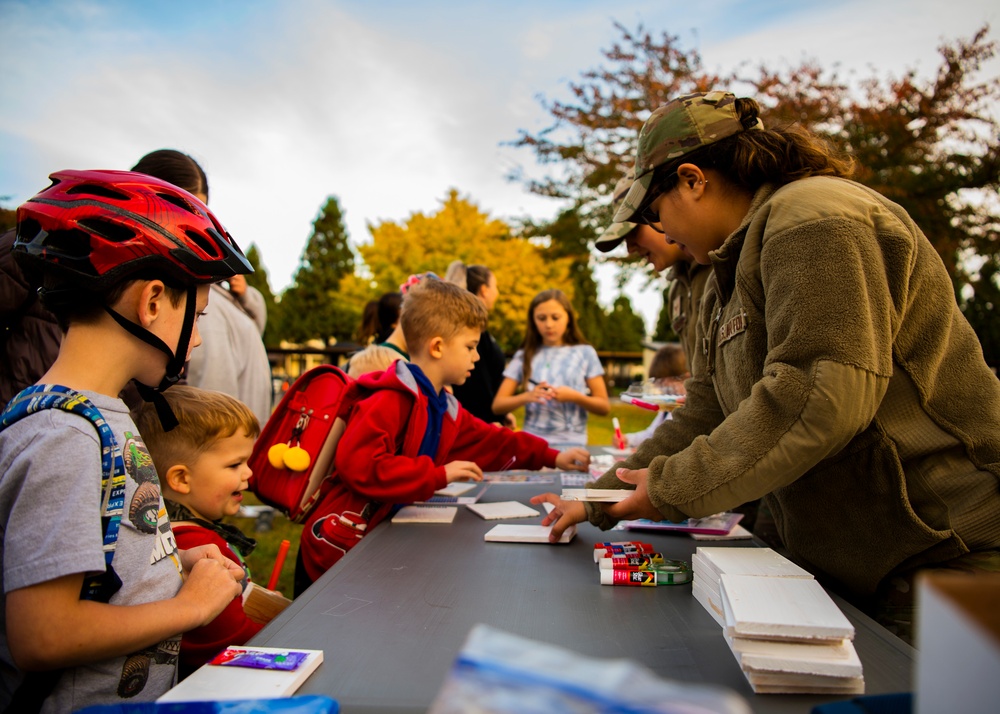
left=13, top=169, right=252, bottom=290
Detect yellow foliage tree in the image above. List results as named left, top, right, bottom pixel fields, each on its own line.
left=358, top=190, right=574, bottom=351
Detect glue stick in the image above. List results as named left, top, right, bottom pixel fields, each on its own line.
left=599, top=567, right=692, bottom=586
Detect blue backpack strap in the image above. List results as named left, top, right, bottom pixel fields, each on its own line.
left=0, top=384, right=125, bottom=602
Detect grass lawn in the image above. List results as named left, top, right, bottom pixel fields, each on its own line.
left=226, top=399, right=659, bottom=596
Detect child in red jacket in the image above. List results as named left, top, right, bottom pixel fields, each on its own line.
left=296, top=279, right=591, bottom=594
left=136, top=385, right=265, bottom=678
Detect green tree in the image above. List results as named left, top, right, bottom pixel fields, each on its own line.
left=359, top=190, right=574, bottom=353
left=510, top=23, right=1000, bottom=348
left=653, top=285, right=678, bottom=343
left=244, top=243, right=279, bottom=346
left=279, top=196, right=359, bottom=343
left=603, top=295, right=646, bottom=351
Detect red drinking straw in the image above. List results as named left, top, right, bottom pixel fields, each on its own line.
left=267, top=539, right=291, bottom=590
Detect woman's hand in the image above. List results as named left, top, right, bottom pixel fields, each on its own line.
left=530, top=493, right=588, bottom=542
left=603, top=467, right=663, bottom=522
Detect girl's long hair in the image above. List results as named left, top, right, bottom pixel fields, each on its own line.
left=519, top=289, right=587, bottom=390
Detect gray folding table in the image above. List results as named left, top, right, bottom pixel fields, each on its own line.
left=249, top=480, right=914, bottom=713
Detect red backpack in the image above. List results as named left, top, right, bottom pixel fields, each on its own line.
left=248, top=365, right=351, bottom=522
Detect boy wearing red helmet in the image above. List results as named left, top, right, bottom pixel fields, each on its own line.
left=0, top=170, right=253, bottom=710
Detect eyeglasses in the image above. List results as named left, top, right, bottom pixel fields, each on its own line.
left=637, top=201, right=664, bottom=234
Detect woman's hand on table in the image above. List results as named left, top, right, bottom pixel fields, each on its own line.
left=531, top=493, right=587, bottom=543
left=603, top=467, right=663, bottom=522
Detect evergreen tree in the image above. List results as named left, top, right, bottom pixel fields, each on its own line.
left=653, top=285, right=678, bottom=342
left=603, top=295, right=646, bottom=351
left=279, top=196, right=359, bottom=344
left=244, top=243, right=279, bottom=346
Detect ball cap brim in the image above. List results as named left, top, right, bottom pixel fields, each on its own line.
left=612, top=170, right=654, bottom=224
left=594, top=220, right=636, bottom=253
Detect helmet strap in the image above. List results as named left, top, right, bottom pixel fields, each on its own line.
left=103, top=285, right=199, bottom=432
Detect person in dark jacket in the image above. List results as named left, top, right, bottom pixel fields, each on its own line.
left=0, top=227, right=62, bottom=406
left=444, top=261, right=512, bottom=427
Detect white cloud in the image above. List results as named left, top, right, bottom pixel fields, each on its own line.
left=1, top=0, right=997, bottom=336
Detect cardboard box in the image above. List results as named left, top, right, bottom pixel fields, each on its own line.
left=916, top=571, right=1000, bottom=714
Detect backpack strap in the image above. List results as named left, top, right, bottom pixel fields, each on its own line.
left=0, top=384, right=125, bottom=602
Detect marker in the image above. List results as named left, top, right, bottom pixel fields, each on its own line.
left=600, top=568, right=692, bottom=586
left=612, top=417, right=626, bottom=450
left=498, top=455, right=517, bottom=471
left=620, top=393, right=660, bottom=411
left=267, top=539, right=291, bottom=590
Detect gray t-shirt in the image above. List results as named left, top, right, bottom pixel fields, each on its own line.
left=186, top=283, right=273, bottom=425
left=503, top=344, right=604, bottom=446
left=0, top=390, right=183, bottom=711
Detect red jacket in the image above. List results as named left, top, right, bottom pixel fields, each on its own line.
left=299, top=360, right=558, bottom=583
left=172, top=525, right=263, bottom=677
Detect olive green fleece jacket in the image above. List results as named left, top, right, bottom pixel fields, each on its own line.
left=666, top=260, right=711, bottom=374
left=590, top=177, right=1000, bottom=596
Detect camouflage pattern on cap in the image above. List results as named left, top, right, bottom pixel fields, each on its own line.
left=614, top=90, right=763, bottom=223
left=595, top=168, right=638, bottom=252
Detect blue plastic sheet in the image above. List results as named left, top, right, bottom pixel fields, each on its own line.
left=74, top=694, right=339, bottom=714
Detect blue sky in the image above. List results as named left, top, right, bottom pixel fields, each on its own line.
left=2, top=0, right=997, bottom=332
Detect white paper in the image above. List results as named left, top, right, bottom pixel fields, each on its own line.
left=392, top=506, right=458, bottom=524
left=484, top=524, right=577, bottom=543
left=466, top=501, right=539, bottom=520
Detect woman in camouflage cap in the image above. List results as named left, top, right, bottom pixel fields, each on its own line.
left=535, top=91, right=1000, bottom=643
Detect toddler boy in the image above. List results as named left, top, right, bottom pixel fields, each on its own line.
left=136, top=385, right=268, bottom=679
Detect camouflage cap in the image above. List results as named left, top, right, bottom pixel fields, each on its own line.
left=613, top=91, right=763, bottom=223
left=595, top=168, right=639, bottom=253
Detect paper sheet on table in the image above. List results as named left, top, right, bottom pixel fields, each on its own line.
left=466, top=501, right=539, bottom=520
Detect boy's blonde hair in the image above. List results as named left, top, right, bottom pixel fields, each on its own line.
left=399, top=278, right=488, bottom=351
left=347, top=344, right=399, bottom=378
left=136, top=385, right=261, bottom=472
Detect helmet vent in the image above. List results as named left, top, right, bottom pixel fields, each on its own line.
left=79, top=218, right=137, bottom=243
left=44, top=229, right=92, bottom=259
left=157, top=192, right=198, bottom=215
left=17, top=217, right=42, bottom=242
left=65, top=184, right=129, bottom=201
left=185, top=229, right=221, bottom=258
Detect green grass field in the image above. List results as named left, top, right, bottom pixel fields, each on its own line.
left=227, top=400, right=658, bottom=596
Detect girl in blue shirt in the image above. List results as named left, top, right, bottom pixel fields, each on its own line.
left=493, top=290, right=610, bottom=446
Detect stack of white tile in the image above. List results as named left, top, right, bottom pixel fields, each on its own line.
left=692, top=547, right=812, bottom=626
left=693, top=547, right=864, bottom=695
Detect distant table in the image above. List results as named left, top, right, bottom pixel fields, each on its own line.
left=249, top=480, right=914, bottom=713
